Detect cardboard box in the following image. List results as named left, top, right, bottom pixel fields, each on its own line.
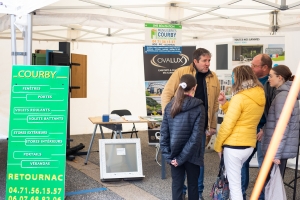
left=148, top=128, right=160, bottom=145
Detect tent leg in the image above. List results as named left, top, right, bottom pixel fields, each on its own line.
left=10, top=15, right=17, bottom=65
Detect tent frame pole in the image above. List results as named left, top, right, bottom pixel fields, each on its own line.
left=10, top=15, right=17, bottom=65
left=26, top=13, right=32, bottom=65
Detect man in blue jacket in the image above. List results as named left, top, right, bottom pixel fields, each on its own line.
left=242, top=53, right=275, bottom=200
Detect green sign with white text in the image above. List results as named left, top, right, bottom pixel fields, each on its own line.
left=6, top=65, right=69, bottom=200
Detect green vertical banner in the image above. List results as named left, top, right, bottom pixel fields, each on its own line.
left=6, top=65, right=69, bottom=200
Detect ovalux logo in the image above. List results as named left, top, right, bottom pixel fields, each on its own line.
left=150, top=54, right=189, bottom=68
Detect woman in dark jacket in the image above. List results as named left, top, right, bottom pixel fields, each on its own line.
left=160, top=74, right=205, bottom=200
left=261, top=65, right=300, bottom=177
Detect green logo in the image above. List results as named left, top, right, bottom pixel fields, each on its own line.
left=151, top=29, right=157, bottom=39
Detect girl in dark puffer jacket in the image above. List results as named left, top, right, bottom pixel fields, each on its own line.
left=160, top=74, right=206, bottom=200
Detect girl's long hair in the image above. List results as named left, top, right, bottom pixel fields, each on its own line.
left=170, top=74, right=196, bottom=118
left=232, top=65, right=262, bottom=95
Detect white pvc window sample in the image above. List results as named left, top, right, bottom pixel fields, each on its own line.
left=99, top=138, right=144, bottom=180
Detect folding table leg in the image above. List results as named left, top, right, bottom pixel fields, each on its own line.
left=99, top=125, right=104, bottom=139
left=118, top=130, right=123, bottom=138
left=84, top=124, right=98, bottom=165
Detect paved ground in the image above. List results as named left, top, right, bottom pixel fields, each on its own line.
left=1, top=131, right=300, bottom=199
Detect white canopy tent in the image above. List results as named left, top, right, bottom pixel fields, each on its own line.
left=1, top=0, right=300, bottom=138
left=1, top=0, right=300, bottom=43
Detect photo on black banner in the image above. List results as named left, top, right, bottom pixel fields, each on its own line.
left=145, top=81, right=166, bottom=96
left=145, top=81, right=167, bottom=115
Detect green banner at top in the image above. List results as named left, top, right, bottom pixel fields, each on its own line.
left=6, top=65, right=69, bottom=200
left=145, top=23, right=182, bottom=29
left=144, top=23, right=182, bottom=54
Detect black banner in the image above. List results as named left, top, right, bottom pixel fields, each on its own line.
left=143, top=46, right=196, bottom=81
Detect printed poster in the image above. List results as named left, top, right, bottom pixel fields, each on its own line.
left=143, top=46, right=196, bottom=115
left=6, top=65, right=69, bottom=200
left=145, top=23, right=182, bottom=54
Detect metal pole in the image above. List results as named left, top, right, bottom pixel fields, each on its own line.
left=23, top=30, right=27, bottom=64
left=26, top=13, right=32, bottom=65
left=280, top=0, right=288, bottom=10
left=108, top=44, right=113, bottom=113
left=10, top=15, right=17, bottom=65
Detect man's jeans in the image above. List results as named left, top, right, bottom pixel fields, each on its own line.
left=183, top=133, right=206, bottom=196
left=241, top=141, right=264, bottom=200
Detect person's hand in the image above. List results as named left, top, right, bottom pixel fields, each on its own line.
left=171, top=159, right=178, bottom=167
left=205, top=130, right=210, bottom=136
left=273, top=159, right=280, bottom=165
left=218, top=92, right=227, bottom=105
left=218, top=152, right=222, bottom=159
left=171, top=159, right=175, bottom=165
left=257, top=128, right=264, bottom=141
left=209, top=128, right=216, bottom=136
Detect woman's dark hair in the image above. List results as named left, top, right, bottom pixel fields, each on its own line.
left=170, top=74, right=196, bottom=118
left=272, top=65, right=294, bottom=81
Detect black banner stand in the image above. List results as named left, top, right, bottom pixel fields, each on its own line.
left=49, top=52, right=84, bottom=160
left=65, top=63, right=86, bottom=161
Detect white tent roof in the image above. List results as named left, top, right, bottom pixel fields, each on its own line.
left=1, top=0, right=300, bottom=43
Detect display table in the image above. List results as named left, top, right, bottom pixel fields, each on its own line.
left=84, top=116, right=148, bottom=164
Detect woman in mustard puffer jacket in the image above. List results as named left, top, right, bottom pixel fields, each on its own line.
left=214, top=65, right=266, bottom=200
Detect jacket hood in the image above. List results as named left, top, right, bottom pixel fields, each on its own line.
left=173, top=96, right=202, bottom=112
left=277, top=81, right=291, bottom=93
left=276, top=81, right=300, bottom=100
left=240, top=86, right=265, bottom=106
